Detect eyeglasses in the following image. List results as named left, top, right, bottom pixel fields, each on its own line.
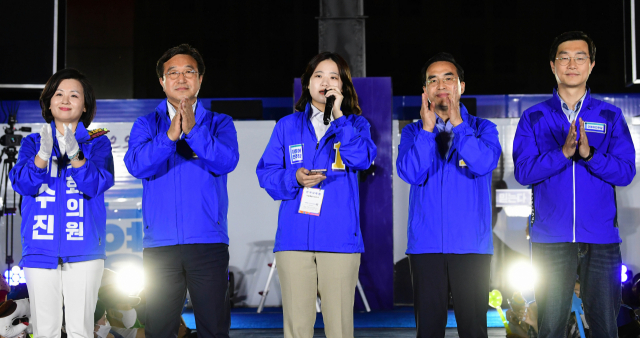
left=555, top=56, right=590, bottom=66
left=426, top=76, right=457, bottom=87
left=165, top=70, right=199, bottom=80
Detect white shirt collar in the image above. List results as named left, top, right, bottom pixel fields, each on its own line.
left=167, top=100, right=198, bottom=121
left=310, top=103, right=334, bottom=141
left=310, top=104, right=334, bottom=122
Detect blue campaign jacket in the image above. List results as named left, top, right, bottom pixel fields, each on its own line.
left=10, top=122, right=114, bottom=269
left=256, top=103, right=377, bottom=253
left=124, top=100, right=239, bottom=248
left=513, top=89, right=636, bottom=244
left=396, top=105, right=501, bottom=255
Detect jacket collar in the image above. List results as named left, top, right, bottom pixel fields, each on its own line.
left=303, top=102, right=340, bottom=143
left=155, top=99, right=206, bottom=126
left=417, top=102, right=471, bottom=131
left=551, top=87, right=592, bottom=113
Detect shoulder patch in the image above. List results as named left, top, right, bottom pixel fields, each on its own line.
left=88, top=128, right=110, bottom=139
left=599, top=109, right=617, bottom=123
left=529, top=111, right=544, bottom=128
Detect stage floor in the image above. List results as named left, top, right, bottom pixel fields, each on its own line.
left=228, top=328, right=507, bottom=337
left=183, top=306, right=506, bottom=334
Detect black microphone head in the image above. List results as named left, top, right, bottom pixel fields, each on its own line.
left=323, top=95, right=335, bottom=125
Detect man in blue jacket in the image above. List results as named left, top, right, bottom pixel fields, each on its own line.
left=124, top=44, right=239, bottom=338
left=397, top=53, right=501, bottom=338
left=513, top=31, right=636, bottom=337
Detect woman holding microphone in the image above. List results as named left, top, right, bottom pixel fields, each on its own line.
left=257, top=52, right=376, bottom=338
left=9, top=68, right=114, bottom=338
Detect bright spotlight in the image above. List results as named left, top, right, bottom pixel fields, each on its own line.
left=116, top=265, right=145, bottom=296
left=509, top=262, right=537, bottom=291
left=622, top=265, right=628, bottom=283
left=4, top=266, right=26, bottom=286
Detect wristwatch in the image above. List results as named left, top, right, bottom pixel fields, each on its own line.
left=70, top=150, right=85, bottom=162
left=583, top=146, right=595, bottom=162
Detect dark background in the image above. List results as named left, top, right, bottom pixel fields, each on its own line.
left=2, top=0, right=638, bottom=100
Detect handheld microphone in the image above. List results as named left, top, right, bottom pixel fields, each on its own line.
left=323, top=95, right=335, bottom=126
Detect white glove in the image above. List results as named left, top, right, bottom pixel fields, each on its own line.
left=0, top=299, right=30, bottom=338
left=95, top=322, right=111, bottom=338
left=118, top=308, right=137, bottom=328
left=37, top=124, right=53, bottom=161
left=62, top=124, right=80, bottom=159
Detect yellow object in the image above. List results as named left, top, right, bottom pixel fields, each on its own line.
left=488, top=289, right=512, bottom=334
left=332, top=142, right=345, bottom=170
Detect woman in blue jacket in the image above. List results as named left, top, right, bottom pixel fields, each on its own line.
left=257, top=52, right=376, bottom=338
left=9, top=68, right=114, bottom=338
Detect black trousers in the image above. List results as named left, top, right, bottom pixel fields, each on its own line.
left=143, top=243, right=230, bottom=338
left=409, top=253, right=491, bottom=338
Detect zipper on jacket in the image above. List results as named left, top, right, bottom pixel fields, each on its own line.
left=58, top=158, right=64, bottom=260
left=572, top=161, right=576, bottom=242
left=564, top=113, right=578, bottom=243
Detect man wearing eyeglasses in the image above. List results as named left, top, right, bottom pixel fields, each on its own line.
left=513, top=31, right=636, bottom=337
left=396, top=52, right=501, bottom=337
left=124, top=44, right=239, bottom=338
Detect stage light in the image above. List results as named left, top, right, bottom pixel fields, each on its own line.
left=509, top=262, right=537, bottom=291
left=503, top=206, right=532, bottom=217
left=4, top=266, right=26, bottom=286
left=116, top=264, right=144, bottom=296
left=622, top=264, right=628, bottom=283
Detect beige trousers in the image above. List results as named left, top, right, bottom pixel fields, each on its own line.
left=276, top=251, right=361, bottom=338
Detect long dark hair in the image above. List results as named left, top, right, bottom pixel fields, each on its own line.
left=294, top=52, right=361, bottom=115
left=40, top=68, right=96, bottom=127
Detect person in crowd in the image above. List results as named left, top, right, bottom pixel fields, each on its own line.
left=506, top=281, right=588, bottom=338
left=0, top=298, right=31, bottom=338
left=9, top=68, right=114, bottom=338
left=94, top=269, right=144, bottom=338
left=513, top=31, right=636, bottom=337
left=396, top=52, right=501, bottom=338
left=0, top=275, right=9, bottom=302
left=506, top=293, right=538, bottom=338
left=256, top=52, right=377, bottom=338
left=124, top=44, right=239, bottom=338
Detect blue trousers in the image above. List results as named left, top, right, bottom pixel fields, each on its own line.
left=532, top=242, right=621, bottom=338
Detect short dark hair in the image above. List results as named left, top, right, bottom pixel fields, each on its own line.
left=294, top=52, right=362, bottom=115
left=549, top=31, right=596, bottom=62
left=156, top=44, right=205, bottom=78
left=40, top=68, right=96, bottom=127
left=421, top=52, right=465, bottom=86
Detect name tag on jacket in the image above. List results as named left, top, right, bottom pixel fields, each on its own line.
left=584, top=122, right=606, bottom=134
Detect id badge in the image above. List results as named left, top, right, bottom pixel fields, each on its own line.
left=298, top=187, right=325, bottom=216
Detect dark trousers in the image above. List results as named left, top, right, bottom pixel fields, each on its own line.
left=532, top=242, right=621, bottom=338
left=143, top=243, right=231, bottom=338
left=409, top=253, right=491, bottom=338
